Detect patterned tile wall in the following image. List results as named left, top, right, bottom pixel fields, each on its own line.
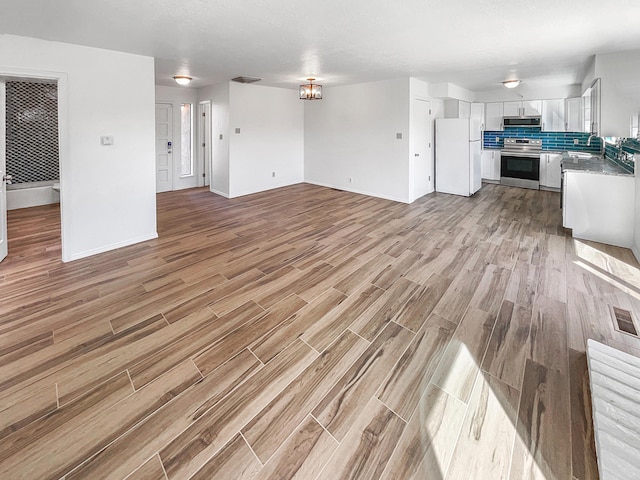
left=6, top=81, right=59, bottom=184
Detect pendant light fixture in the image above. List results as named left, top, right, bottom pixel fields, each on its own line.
left=502, top=79, right=521, bottom=89
left=299, top=78, right=323, bottom=100
left=173, top=75, right=192, bottom=86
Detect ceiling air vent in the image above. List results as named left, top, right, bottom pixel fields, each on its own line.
left=231, top=76, right=261, bottom=84
left=612, top=306, right=638, bottom=336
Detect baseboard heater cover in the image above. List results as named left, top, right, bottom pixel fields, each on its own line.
left=587, top=339, right=640, bottom=480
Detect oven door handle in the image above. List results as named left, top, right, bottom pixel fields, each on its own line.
left=501, top=151, right=541, bottom=158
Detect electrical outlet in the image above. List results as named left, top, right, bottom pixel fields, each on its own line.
left=495, top=136, right=500, bottom=142
left=348, top=177, right=353, bottom=183
left=272, top=172, right=275, bottom=177
left=235, top=128, right=241, bottom=134
left=574, top=138, right=579, bottom=145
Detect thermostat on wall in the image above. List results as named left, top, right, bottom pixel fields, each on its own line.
left=100, top=136, right=114, bottom=146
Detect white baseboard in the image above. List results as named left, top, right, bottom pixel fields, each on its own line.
left=209, top=188, right=230, bottom=198
left=633, top=244, right=640, bottom=264
left=304, top=180, right=410, bottom=204
left=64, top=232, right=158, bottom=262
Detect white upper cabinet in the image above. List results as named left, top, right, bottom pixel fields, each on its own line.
left=541, top=99, right=565, bottom=132
left=565, top=97, right=584, bottom=132
left=444, top=99, right=471, bottom=119
left=503, top=101, right=521, bottom=117
left=523, top=100, right=542, bottom=116
left=459, top=101, right=471, bottom=119
left=504, top=100, right=542, bottom=117
left=485, top=102, right=504, bottom=130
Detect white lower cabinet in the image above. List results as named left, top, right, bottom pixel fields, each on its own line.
left=481, top=150, right=501, bottom=181
left=539, top=153, right=562, bottom=189
left=563, top=171, right=635, bottom=248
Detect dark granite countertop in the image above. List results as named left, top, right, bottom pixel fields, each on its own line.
left=561, top=152, right=633, bottom=176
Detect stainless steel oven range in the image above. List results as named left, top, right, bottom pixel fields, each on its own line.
left=500, top=138, right=541, bottom=189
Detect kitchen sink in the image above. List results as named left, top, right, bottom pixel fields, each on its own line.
left=566, top=151, right=597, bottom=159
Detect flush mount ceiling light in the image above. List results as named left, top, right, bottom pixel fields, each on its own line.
left=173, top=75, right=192, bottom=86
left=502, top=79, right=521, bottom=89
left=299, top=78, right=323, bottom=100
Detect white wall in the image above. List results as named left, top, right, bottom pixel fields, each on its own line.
left=0, top=34, right=157, bottom=261
left=199, top=83, right=230, bottom=197
left=228, top=82, right=303, bottom=198
left=304, top=78, right=411, bottom=203
left=474, top=84, right=582, bottom=103
left=155, top=85, right=199, bottom=191
left=430, top=83, right=475, bottom=103
left=592, top=50, right=640, bottom=137
left=634, top=154, right=640, bottom=263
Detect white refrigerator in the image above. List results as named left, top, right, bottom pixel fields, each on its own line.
left=435, top=118, right=482, bottom=196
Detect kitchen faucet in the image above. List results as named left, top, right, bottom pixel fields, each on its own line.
left=587, top=133, right=605, bottom=155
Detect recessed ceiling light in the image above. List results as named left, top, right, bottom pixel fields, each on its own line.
left=173, top=75, right=192, bottom=86
left=502, top=79, right=521, bottom=89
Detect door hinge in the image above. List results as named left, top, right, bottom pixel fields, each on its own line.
left=202, top=112, right=206, bottom=117
left=202, top=143, right=206, bottom=147
left=428, top=142, right=431, bottom=148
left=429, top=109, right=432, bottom=115
left=202, top=173, right=205, bottom=178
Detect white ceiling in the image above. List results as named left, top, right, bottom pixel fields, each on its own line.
left=2, top=0, right=640, bottom=94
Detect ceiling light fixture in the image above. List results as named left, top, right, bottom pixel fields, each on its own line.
left=502, top=79, right=521, bottom=89
left=299, top=78, right=323, bottom=100
left=173, top=75, right=192, bottom=86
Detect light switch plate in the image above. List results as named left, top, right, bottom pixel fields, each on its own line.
left=235, top=128, right=241, bottom=134
left=100, top=135, right=114, bottom=146
left=396, top=133, right=402, bottom=140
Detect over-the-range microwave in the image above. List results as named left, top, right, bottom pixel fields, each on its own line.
left=503, top=116, right=542, bottom=128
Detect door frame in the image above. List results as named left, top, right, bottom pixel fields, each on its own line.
left=198, top=101, right=211, bottom=187
left=0, top=67, right=68, bottom=261
left=410, top=97, right=433, bottom=202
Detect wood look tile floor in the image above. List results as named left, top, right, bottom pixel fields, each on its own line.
left=2, top=183, right=640, bottom=480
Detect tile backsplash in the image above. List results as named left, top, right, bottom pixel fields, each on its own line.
left=482, top=128, right=602, bottom=153
left=483, top=127, right=637, bottom=174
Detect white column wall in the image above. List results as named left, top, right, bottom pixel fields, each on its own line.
left=228, top=82, right=304, bottom=198
left=199, top=83, right=231, bottom=197
left=304, top=78, right=411, bottom=203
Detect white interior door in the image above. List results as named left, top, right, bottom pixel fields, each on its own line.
left=155, top=103, right=173, bottom=193
left=411, top=98, right=432, bottom=200
left=0, top=81, right=7, bottom=263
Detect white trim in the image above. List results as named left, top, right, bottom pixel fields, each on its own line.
left=304, top=180, right=411, bottom=204
left=198, top=101, right=211, bottom=188
left=0, top=66, right=69, bottom=261
left=66, top=232, right=158, bottom=262
left=209, top=188, right=230, bottom=198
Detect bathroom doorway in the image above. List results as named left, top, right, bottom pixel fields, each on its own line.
left=0, top=70, right=65, bottom=264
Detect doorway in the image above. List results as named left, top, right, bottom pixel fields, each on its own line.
left=411, top=98, right=433, bottom=200
left=0, top=73, right=64, bottom=264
